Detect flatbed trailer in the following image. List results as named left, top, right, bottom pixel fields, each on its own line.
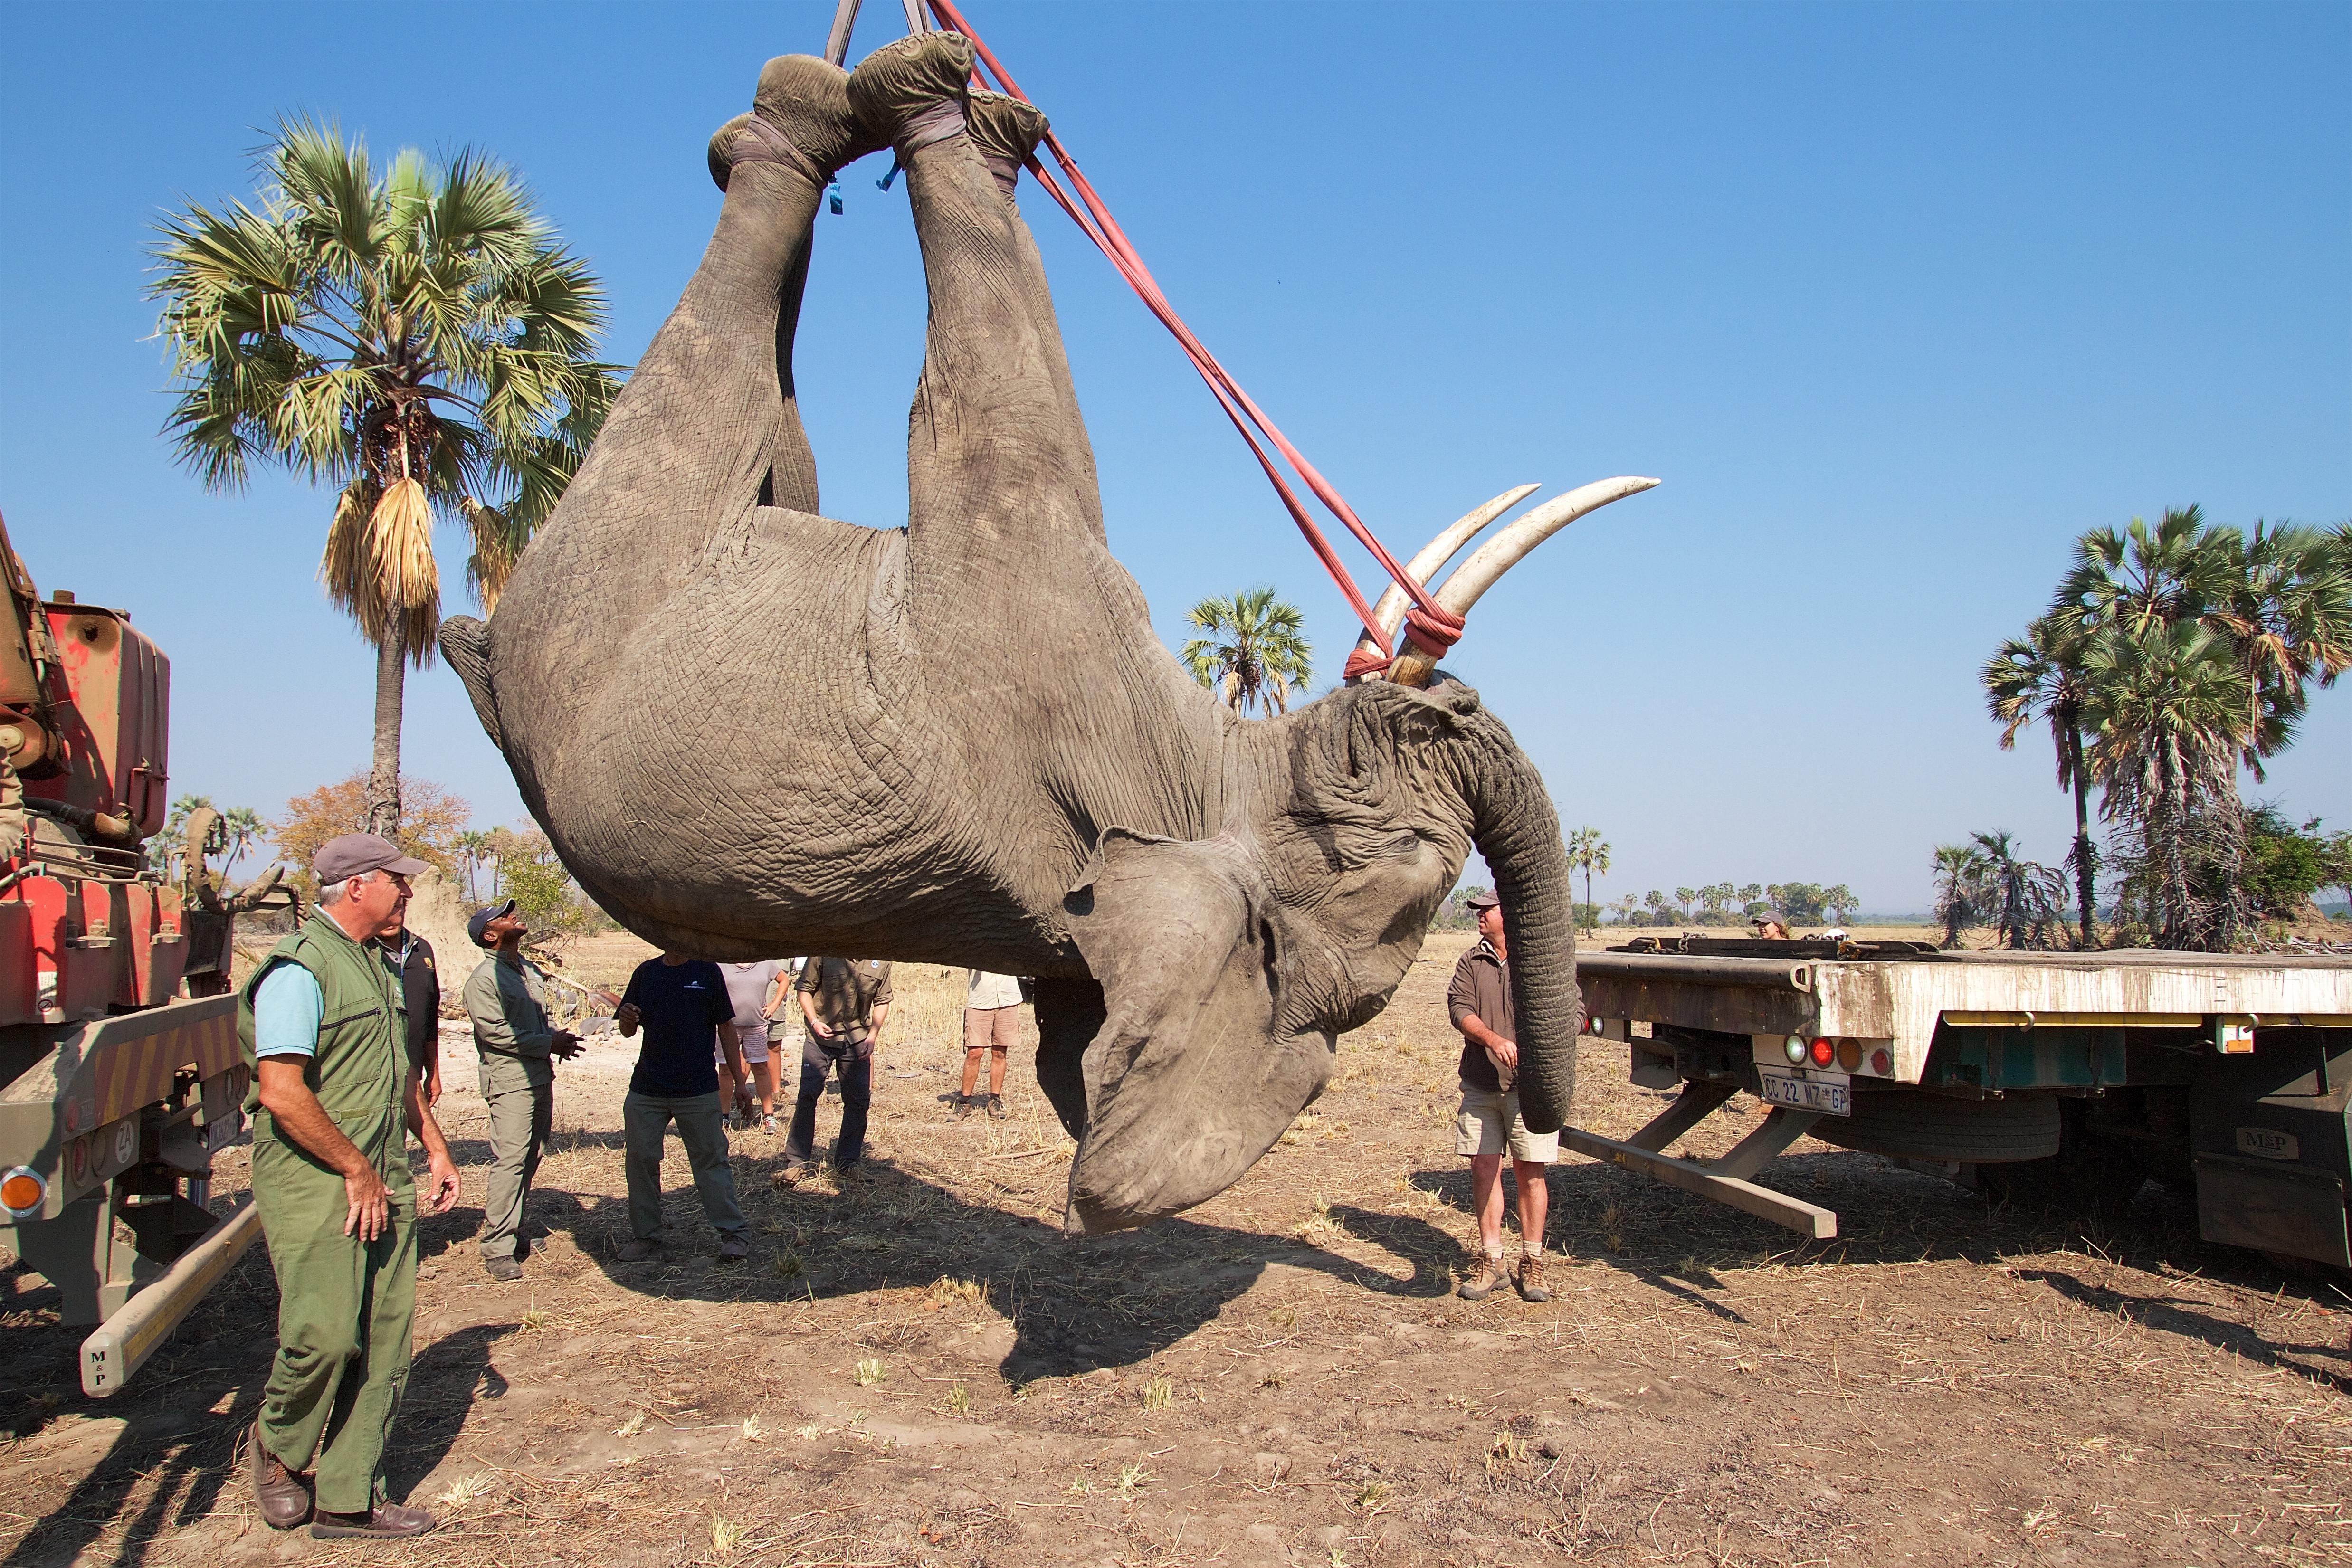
left=1569, top=937, right=2352, bottom=1278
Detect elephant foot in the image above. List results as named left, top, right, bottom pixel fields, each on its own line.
left=846, top=30, right=977, bottom=158
left=707, top=54, right=885, bottom=192
left=968, top=91, right=1048, bottom=199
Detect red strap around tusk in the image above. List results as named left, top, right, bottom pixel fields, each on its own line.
left=1402, top=604, right=1466, bottom=658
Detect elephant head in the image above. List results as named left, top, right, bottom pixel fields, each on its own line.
left=439, top=35, right=1651, bottom=1232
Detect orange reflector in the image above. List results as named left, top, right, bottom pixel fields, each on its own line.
left=0, top=1169, right=43, bottom=1214
left=1810, top=1038, right=1834, bottom=1066
left=1835, top=1037, right=1863, bottom=1071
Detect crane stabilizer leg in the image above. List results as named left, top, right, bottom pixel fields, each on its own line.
left=79, top=1197, right=262, bottom=1398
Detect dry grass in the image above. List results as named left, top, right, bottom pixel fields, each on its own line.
left=2, top=937, right=2347, bottom=1568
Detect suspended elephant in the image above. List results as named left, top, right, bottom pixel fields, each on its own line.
left=442, top=32, right=1649, bottom=1234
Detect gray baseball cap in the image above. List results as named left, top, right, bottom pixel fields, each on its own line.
left=312, top=832, right=431, bottom=885
left=1464, top=891, right=1501, bottom=912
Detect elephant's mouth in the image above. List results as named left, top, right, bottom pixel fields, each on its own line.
left=1063, top=1021, right=1333, bottom=1235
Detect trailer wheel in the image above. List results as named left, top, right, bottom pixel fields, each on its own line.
left=1978, top=1101, right=2146, bottom=1220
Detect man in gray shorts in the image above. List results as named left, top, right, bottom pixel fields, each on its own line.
left=1446, top=891, right=1554, bottom=1302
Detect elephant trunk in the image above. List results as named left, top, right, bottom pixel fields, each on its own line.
left=1468, top=735, right=1582, bottom=1133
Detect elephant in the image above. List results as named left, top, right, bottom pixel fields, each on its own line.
left=442, top=33, right=1642, bottom=1235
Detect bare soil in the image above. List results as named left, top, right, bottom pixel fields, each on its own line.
left=4, top=933, right=2347, bottom=1568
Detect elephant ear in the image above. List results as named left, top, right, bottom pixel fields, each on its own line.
left=1058, top=828, right=1333, bottom=1234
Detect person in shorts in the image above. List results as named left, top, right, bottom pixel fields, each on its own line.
left=1446, top=891, right=1554, bottom=1303
left=956, top=970, right=1023, bottom=1119
left=719, top=960, right=786, bottom=1131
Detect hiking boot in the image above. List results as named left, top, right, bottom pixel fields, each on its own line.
left=1515, top=1254, right=1552, bottom=1303
left=248, top=1419, right=312, bottom=1530
left=1457, top=1255, right=1508, bottom=1301
left=311, top=1501, right=436, bottom=1539
left=716, top=1233, right=751, bottom=1263
left=616, top=1238, right=664, bottom=1263
left=984, top=1093, right=1007, bottom=1120
left=953, top=1093, right=977, bottom=1120
left=483, top=1255, right=522, bottom=1283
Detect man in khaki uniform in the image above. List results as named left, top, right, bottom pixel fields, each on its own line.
left=242, top=833, right=463, bottom=1538
left=460, top=898, right=581, bottom=1281
left=786, top=958, right=893, bottom=1177
left=1447, top=891, right=1554, bottom=1304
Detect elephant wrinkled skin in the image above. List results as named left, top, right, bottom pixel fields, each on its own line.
left=442, top=36, right=1583, bottom=1233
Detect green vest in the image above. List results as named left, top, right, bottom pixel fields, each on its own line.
left=237, top=913, right=409, bottom=1178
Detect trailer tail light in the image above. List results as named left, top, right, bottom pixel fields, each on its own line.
left=1586, top=1016, right=1603, bottom=1035
left=1835, top=1038, right=1862, bottom=1071
left=1784, top=1036, right=1808, bottom=1064
left=70, top=1138, right=88, bottom=1183
left=1, top=1166, right=43, bottom=1219
left=1809, top=1038, right=1834, bottom=1067
left=1870, top=1046, right=1893, bottom=1076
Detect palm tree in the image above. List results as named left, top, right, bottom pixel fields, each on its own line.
left=151, top=118, right=620, bottom=835
left=1822, top=884, right=1858, bottom=922
left=1982, top=614, right=2101, bottom=947
left=1967, top=831, right=2066, bottom=949
left=1566, top=827, right=1609, bottom=934
left=2049, top=506, right=2237, bottom=646
left=1179, top=588, right=1314, bottom=716
left=453, top=827, right=492, bottom=904
left=2209, top=520, right=2352, bottom=777
left=2080, top=620, right=2252, bottom=949
left=219, top=806, right=265, bottom=874
left=1932, top=843, right=1988, bottom=949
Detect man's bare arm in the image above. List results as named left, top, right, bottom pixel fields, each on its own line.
left=257, top=1058, right=388, bottom=1240
left=1459, top=1011, right=1519, bottom=1075
left=405, top=1065, right=462, bottom=1214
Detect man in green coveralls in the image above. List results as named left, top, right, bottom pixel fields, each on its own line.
left=241, top=833, right=462, bottom=1539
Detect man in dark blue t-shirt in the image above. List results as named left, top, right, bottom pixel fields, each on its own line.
left=614, top=953, right=754, bottom=1263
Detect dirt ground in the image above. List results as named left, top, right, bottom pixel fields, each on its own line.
left=4, top=931, right=2348, bottom=1568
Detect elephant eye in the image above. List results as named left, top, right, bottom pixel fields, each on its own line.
left=1384, top=832, right=1424, bottom=856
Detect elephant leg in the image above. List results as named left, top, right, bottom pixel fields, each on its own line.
left=557, top=57, right=875, bottom=553
left=848, top=34, right=1103, bottom=570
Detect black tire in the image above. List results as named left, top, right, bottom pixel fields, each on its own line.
left=1978, top=1099, right=2147, bottom=1220
left=1808, top=1088, right=2060, bottom=1165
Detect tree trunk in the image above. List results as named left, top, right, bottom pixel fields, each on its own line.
left=365, top=627, right=405, bottom=836
left=2068, top=722, right=2097, bottom=949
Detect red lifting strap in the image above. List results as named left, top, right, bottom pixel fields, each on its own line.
left=921, top=0, right=1464, bottom=674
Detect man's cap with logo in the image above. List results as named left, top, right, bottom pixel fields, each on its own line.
left=312, top=832, right=431, bottom=885
left=468, top=898, right=519, bottom=948
left=1465, top=891, right=1502, bottom=912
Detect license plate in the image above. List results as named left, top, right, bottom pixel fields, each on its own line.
left=1756, top=1066, right=1851, bottom=1117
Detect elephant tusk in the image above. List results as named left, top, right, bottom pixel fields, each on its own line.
left=1348, top=484, right=1540, bottom=683
left=1385, top=475, right=1661, bottom=688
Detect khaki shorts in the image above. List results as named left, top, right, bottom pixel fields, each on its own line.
left=719, top=1026, right=770, bottom=1066
left=1456, top=1083, right=1557, bottom=1162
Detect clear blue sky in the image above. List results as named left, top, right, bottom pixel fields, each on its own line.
left=3, top=2, right=2345, bottom=913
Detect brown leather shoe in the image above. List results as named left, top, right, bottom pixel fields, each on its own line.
left=1515, top=1253, right=1553, bottom=1303
left=248, top=1418, right=312, bottom=1530
left=311, top=1501, right=437, bottom=1539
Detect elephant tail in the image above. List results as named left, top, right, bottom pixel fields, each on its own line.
left=438, top=616, right=503, bottom=751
